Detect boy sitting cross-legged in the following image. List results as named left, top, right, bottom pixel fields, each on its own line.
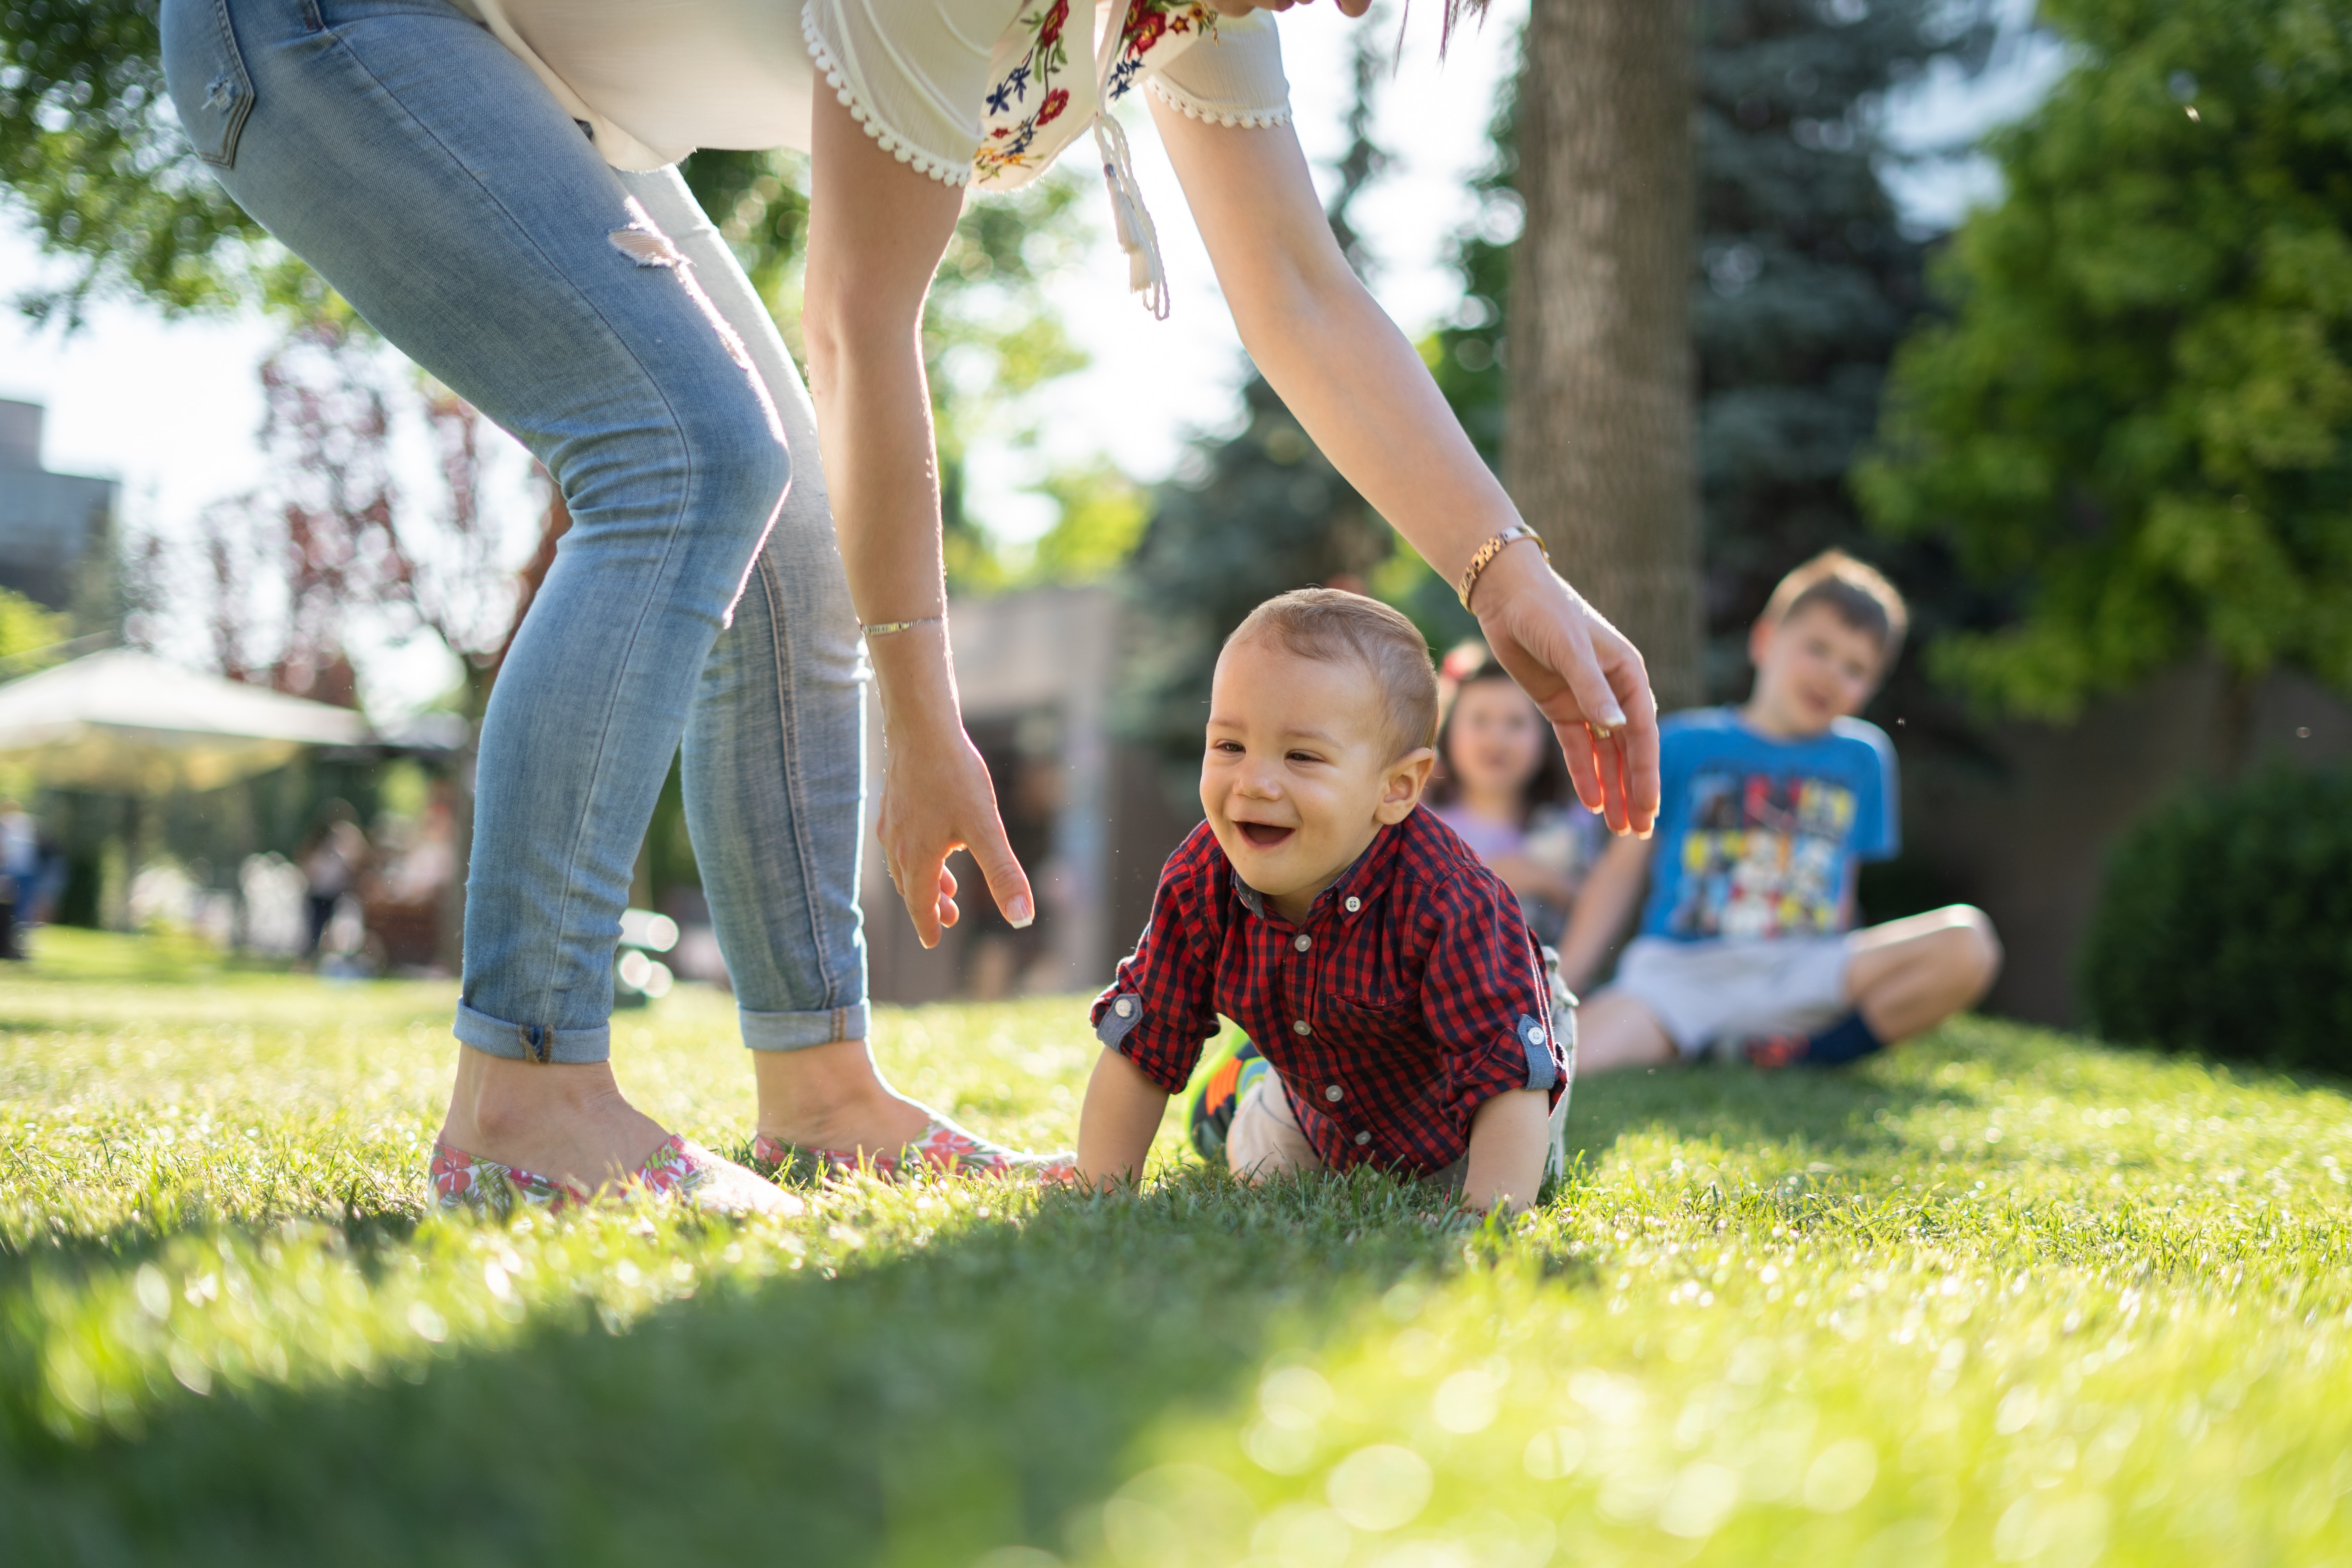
left=1563, top=551, right=2003, bottom=1074
left=1075, top=589, right=1571, bottom=1215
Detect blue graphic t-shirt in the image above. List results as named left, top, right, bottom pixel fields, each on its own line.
left=1638, top=708, right=1899, bottom=943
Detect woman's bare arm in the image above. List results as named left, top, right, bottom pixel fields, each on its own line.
left=803, top=92, right=1034, bottom=946
left=1151, top=105, right=1659, bottom=835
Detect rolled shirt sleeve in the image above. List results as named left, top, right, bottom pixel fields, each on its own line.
left=1089, top=863, right=1221, bottom=1094
left=1418, top=874, right=1567, bottom=1126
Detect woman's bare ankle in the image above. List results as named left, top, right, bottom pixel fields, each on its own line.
left=752, top=1037, right=933, bottom=1152
left=438, top=1046, right=670, bottom=1191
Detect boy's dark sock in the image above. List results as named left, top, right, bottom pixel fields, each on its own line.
left=1800, top=1010, right=1884, bottom=1067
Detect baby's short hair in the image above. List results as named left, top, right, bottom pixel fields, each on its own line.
left=1225, top=588, right=1440, bottom=757
left=1762, top=550, right=1909, bottom=669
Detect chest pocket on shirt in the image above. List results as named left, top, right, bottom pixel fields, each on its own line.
left=1321, top=994, right=1430, bottom=1058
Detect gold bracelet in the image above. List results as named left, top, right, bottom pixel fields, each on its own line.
left=1455, top=524, right=1549, bottom=612
left=860, top=615, right=945, bottom=638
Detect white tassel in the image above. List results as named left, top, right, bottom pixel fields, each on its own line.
left=1093, top=111, right=1168, bottom=319
left=1090, top=0, right=1169, bottom=320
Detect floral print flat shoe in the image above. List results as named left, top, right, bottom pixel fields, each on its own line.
left=750, top=1119, right=1076, bottom=1185
left=433, top=1133, right=804, bottom=1217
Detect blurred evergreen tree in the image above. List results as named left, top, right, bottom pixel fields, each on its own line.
left=1427, top=0, right=1995, bottom=704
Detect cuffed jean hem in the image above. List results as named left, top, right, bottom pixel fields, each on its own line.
left=740, top=1002, right=868, bottom=1051
left=454, top=1001, right=612, bottom=1064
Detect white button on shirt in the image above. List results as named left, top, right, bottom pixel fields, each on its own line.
left=1292, top=1019, right=1313, bottom=1036
left=1354, top=1131, right=1372, bottom=1146
left=1344, top=896, right=1361, bottom=913
left=1324, top=1084, right=1344, bottom=1102
left=1115, top=997, right=1135, bottom=1018
left=1293, top=934, right=1311, bottom=953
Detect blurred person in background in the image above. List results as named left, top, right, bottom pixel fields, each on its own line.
left=1427, top=655, right=1607, bottom=948
left=0, top=797, right=33, bottom=960
left=297, top=800, right=369, bottom=959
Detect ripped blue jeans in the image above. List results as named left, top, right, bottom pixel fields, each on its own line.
left=163, top=0, right=869, bottom=1061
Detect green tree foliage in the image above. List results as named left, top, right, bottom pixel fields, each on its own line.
left=2081, top=765, right=2352, bottom=1072
left=1429, top=2, right=1993, bottom=703
left=0, top=584, right=68, bottom=667
left=0, top=0, right=326, bottom=322
left=1858, top=0, right=2352, bottom=719
left=1022, top=458, right=1148, bottom=585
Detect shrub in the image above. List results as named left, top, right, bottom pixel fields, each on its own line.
left=2081, top=767, right=2352, bottom=1074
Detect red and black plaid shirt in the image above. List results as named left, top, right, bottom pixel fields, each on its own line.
left=1090, top=806, right=1565, bottom=1176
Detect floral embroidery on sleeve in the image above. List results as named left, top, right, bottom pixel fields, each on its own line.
left=974, top=0, right=1217, bottom=188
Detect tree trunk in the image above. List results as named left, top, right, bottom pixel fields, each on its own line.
left=1504, top=0, right=1703, bottom=709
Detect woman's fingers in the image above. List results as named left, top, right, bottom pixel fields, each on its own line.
left=1585, top=617, right=1661, bottom=834
left=902, top=845, right=946, bottom=949
left=1475, top=553, right=1661, bottom=837
left=964, top=810, right=1038, bottom=930
left=876, top=725, right=1034, bottom=947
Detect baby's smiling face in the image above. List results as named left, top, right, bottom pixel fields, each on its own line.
left=1199, top=635, right=1435, bottom=924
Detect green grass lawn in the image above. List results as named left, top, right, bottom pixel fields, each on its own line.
left=3, top=928, right=2349, bottom=1567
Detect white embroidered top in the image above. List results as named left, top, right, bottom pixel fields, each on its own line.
left=452, top=0, right=1291, bottom=310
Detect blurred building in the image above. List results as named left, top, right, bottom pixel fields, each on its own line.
left=0, top=400, right=117, bottom=612
left=861, top=586, right=1198, bottom=1005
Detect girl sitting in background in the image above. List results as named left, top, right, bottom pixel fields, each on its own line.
left=1428, top=654, right=1608, bottom=947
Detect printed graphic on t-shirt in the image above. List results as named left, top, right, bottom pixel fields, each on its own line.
left=1667, top=770, right=1857, bottom=939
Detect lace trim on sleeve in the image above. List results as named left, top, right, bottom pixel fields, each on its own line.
left=1145, top=75, right=1293, bottom=129
left=801, top=4, right=974, bottom=188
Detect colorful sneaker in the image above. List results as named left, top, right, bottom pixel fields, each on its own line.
left=431, top=1142, right=582, bottom=1216
left=432, top=1134, right=804, bottom=1217
left=750, top=1120, right=1076, bottom=1185
left=1186, top=1028, right=1269, bottom=1163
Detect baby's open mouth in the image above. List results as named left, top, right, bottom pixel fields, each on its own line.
left=1237, top=821, right=1295, bottom=849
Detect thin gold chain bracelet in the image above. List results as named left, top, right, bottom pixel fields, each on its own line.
left=860, top=615, right=945, bottom=638
left=1455, top=524, right=1549, bottom=612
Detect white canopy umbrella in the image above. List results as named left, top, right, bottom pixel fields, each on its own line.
left=0, top=650, right=368, bottom=793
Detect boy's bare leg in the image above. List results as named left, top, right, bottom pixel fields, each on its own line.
left=1844, top=905, right=2003, bottom=1041
left=1573, top=990, right=1679, bottom=1074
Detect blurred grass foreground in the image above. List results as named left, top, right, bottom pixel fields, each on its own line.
left=3, top=930, right=2350, bottom=1566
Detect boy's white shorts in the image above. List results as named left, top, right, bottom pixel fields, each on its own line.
left=1610, top=935, right=1853, bottom=1059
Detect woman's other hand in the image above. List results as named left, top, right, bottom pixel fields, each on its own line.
left=804, top=92, right=1036, bottom=946
left=875, top=705, right=1035, bottom=950
left=1470, top=540, right=1660, bottom=837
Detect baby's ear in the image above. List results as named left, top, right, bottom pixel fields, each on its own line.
left=1378, top=747, right=1438, bottom=823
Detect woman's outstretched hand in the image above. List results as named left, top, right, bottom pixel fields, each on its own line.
left=1471, top=541, right=1661, bottom=838
left=876, top=716, right=1035, bottom=950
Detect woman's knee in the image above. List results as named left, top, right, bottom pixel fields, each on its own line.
left=566, top=386, right=791, bottom=545
left=680, top=389, right=793, bottom=528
